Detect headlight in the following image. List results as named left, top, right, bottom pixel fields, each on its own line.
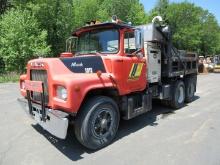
left=56, top=86, right=67, bottom=100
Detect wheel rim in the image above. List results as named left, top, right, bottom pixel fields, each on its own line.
left=92, top=109, right=113, bottom=138
left=178, top=86, right=184, bottom=103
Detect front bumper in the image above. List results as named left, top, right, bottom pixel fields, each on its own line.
left=17, top=97, right=69, bottom=139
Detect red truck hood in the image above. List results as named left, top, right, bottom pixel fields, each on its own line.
left=28, top=55, right=107, bottom=74
left=25, top=56, right=115, bottom=113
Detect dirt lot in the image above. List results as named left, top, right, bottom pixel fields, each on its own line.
left=0, top=73, right=220, bottom=165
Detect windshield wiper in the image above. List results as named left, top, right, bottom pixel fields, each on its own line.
left=76, top=50, right=104, bottom=56
left=93, top=50, right=103, bottom=56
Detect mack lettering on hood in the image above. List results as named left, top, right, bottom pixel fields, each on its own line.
left=60, top=56, right=106, bottom=73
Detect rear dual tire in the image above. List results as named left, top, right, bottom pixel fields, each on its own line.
left=170, top=80, right=185, bottom=109
left=167, top=77, right=196, bottom=109
left=185, top=77, right=196, bottom=103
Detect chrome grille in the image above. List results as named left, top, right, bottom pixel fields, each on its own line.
left=30, top=70, right=49, bottom=104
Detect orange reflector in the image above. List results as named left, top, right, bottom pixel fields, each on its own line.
left=74, top=85, right=80, bottom=92
left=96, top=70, right=102, bottom=77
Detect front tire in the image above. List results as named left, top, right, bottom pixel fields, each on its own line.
left=74, top=96, right=120, bottom=150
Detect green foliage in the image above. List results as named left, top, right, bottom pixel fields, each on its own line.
left=0, top=0, right=220, bottom=78
left=149, top=1, right=220, bottom=56
left=199, top=13, right=220, bottom=55
left=98, top=0, right=148, bottom=25
left=0, top=0, right=11, bottom=15
left=127, top=1, right=148, bottom=25
left=217, top=33, right=220, bottom=54
left=0, top=72, right=19, bottom=83
left=72, top=0, right=148, bottom=27
left=0, top=8, right=50, bottom=72
left=73, top=0, right=100, bottom=27
left=13, top=0, right=75, bottom=56
left=155, top=0, right=169, bottom=21
left=15, top=0, right=147, bottom=56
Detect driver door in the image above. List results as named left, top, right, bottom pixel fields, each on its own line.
left=122, top=30, right=147, bottom=93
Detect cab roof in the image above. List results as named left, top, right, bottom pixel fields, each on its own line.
left=72, top=22, right=134, bottom=36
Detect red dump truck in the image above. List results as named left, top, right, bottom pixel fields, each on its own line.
left=18, top=16, right=198, bottom=150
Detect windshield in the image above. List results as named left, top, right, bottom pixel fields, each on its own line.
left=76, top=29, right=119, bottom=55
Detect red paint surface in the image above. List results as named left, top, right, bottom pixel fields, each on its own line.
left=25, top=80, right=43, bottom=93
left=19, top=24, right=148, bottom=114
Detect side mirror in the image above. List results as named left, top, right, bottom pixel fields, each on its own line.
left=135, top=29, right=143, bottom=49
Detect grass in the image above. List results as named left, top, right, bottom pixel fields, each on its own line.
left=0, top=72, right=20, bottom=83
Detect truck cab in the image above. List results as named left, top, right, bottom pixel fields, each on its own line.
left=18, top=16, right=198, bottom=150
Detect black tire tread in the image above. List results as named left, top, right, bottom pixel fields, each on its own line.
left=185, top=76, right=196, bottom=103
left=170, top=80, right=185, bottom=109
left=74, top=96, right=119, bottom=150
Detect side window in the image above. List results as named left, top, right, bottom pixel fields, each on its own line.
left=124, top=31, right=137, bottom=54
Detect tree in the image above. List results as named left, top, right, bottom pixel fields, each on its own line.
left=33, top=0, right=75, bottom=56
left=199, top=12, right=220, bottom=55
left=0, top=0, right=11, bottom=15
left=72, top=0, right=148, bottom=27
left=217, top=32, right=220, bottom=54
left=127, top=1, right=148, bottom=25
left=97, top=0, right=148, bottom=25
left=12, top=0, right=75, bottom=56
left=155, top=0, right=169, bottom=21
left=0, top=8, right=50, bottom=72
left=3, top=0, right=219, bottom=59
left=73, top=0, right=100, bottom=27
left=148, top=2, right=220, bottom=55
left=9, top=0, right=147, bottom=57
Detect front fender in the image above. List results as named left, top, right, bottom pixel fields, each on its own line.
left=19, top=74, right=27, bottom=97
left=52, top=73, right=117, bottom=113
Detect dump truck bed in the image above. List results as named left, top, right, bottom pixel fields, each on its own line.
left=161, top=47, right=198, bottom=78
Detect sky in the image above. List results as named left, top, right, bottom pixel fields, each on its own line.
left=140, top=0, right=220, bottom=24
